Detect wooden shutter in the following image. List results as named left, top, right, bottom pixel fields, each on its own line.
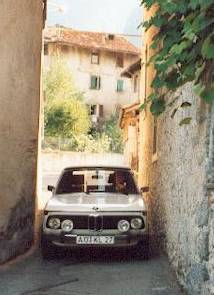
left=99, top=105, right=104, bottom=117
left=116, top=54, right=124, bottom=68
left=98, top=76, right=101, bottom=89
left=117, top=80, right=124, bottom=92
left=91, top=76, right=96, bottom=89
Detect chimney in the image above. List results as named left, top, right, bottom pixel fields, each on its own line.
left=106, top=34, right=115, bottom=41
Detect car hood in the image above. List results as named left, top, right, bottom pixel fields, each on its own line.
left=45, top=192, right=146, bottom=212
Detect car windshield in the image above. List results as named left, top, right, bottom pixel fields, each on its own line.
left=56, top=168, right=138, bottom=195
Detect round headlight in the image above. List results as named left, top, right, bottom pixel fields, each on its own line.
left=61, top=219, right=74, bottom=232
left=131, top=218, right=143, bottom=229
left=48, top=218, right=61, bottom=229
left=118, top=220, right=130, bottom=233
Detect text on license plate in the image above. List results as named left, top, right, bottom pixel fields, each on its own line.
left=76, top=236, right=114, bottom=245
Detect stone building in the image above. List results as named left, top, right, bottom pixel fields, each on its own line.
left=119, top=59, right=141, bottom=174
left=140, top=4, right=214, bottom=295
left=44, top=27, right=140, bottom=125
left=0, top=0, right=45, bottom=263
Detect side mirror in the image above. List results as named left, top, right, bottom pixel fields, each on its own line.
left=47, top=185, right=55, bottom=192
left=140, top=186, right=150, bottom=193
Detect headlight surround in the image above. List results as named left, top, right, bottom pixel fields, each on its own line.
left=48, top=217, right=61, bottom=229
left=118, top=220, right=130, bottom=233
left=61, top=219, right=74, bottom=232
left=131, top=218, right=143, bottom=229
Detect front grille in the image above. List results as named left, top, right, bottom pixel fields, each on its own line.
left=88, top=215, right=103, bottom=231
left=47, top=215, right=145, bottom=230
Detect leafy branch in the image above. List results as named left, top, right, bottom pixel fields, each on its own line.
left=140, top=0, right=214, bottom=117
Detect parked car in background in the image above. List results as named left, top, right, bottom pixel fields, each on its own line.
left=41, top=166, right=149, bottom=259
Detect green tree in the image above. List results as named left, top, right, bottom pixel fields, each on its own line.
left=43, top=58, right=91, bottom=138
left=44, top=58, right=79, bottom=101
left=45, top=98, right=91, bottom=138
left=102, top=113, right=124, bottom=153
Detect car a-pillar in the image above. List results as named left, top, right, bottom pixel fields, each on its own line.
left=0, top=0, right=45, bottom=263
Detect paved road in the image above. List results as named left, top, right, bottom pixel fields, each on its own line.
left=32, top=173, right=185, bottom=295
left=0, top=248, right=184, bottom=295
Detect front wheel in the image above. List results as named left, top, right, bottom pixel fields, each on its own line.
left=135, top=237, right=150, bottom=260
left=41, top=236, right=57, bottom=260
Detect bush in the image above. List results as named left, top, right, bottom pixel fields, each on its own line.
left=42, top=134, right=111, bottom=153
left=75, top=134, right=111, bottom=153
left=102, top=114, right=124, bottom=153
left=45, top=98, right=91, bottom=138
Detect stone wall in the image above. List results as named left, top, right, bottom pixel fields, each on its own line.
left=0, top=1, right=43, bottom=263
left=142, top=83, right=214, bottom=294
left=139, top=5, right=214, bottom=294
left=203, top=104, right=214, bottom=295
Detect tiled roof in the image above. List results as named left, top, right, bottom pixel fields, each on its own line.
left=44, top=27, right=140, bottom=55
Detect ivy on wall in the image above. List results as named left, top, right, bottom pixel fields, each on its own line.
left=140, top=0, right=214, bottom=118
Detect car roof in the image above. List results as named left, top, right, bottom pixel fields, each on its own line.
left=63, top=165, right=131, bottom=171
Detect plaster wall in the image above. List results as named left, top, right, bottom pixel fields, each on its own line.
left=0, top=0, right=43, bottom=263
left=41, top=151, right=124, bottom=175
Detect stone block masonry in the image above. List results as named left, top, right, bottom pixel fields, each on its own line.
left=142, top=83, right=214, bottom=294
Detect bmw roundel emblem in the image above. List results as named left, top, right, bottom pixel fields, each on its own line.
left=92, top=206, right=99, bottom=211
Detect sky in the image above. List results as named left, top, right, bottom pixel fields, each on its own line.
left=47, top=0, right=142, bottom=46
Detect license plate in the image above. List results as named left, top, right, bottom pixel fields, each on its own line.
left=76, top=236, right=115, bottom=245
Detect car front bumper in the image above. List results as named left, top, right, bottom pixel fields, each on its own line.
left=42, top=211, right=148, bottom=248
left=42, top=228, right=149, bottom=248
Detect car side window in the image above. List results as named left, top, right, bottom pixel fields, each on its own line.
left=57, top=172, right=84, bottom=194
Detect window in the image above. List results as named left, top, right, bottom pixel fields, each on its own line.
left=116, top=54, right=124, bottom=68
left=90, top=76, right=101, bottom=90
left=90, top=105, right=97, bottom=115
left=91, top=52, right=100, bottom=64
left=117, top=80, right=124, bottom=92
left=90, top=104, right=104, bottom=117
left=44, top=44, right=48, bottom=55
left=56, top=169, right=138, bottom=195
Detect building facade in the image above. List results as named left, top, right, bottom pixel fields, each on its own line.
left=119, top=59, right=141, bottom=175
left=140, top=4, right=214, bottom=295
left=44, top=27, right=140, bottom=124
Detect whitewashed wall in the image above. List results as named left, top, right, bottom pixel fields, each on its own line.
left=44, top=46, right=139, bottom=117
left=41, top=151, right=125, bottom=174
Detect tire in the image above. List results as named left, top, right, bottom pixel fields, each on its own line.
left=41, top=236, right=57, bottom=260
left=136, top=237, right=150, bottom=260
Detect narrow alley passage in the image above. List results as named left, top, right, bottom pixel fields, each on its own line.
left=0, top=250, right=184, bottom=295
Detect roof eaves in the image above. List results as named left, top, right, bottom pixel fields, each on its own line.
left=119, top=102, right=140, bottom=128
left=121, top=58, right=142, bottom=78
left=45, top=39, right=140, bottom=55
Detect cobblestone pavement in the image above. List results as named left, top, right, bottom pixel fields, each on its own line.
left=0, top=248, right=185, bottom=295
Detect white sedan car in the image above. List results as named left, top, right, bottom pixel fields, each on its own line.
left=41, top=166, right=149, bottom=259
